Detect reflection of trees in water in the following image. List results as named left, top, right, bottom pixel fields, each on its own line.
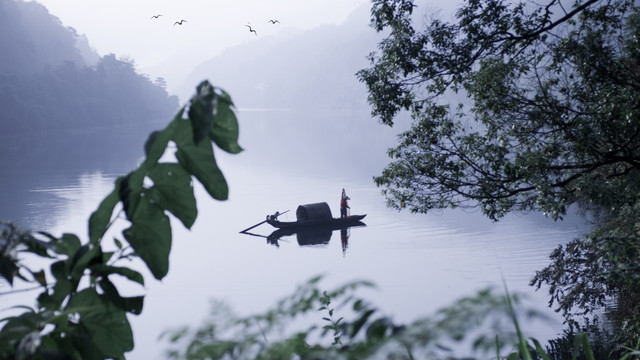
left=0, top=126, right=157, bottom=230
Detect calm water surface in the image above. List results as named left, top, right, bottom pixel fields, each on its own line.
left=1, top=109, right=587, bottom=359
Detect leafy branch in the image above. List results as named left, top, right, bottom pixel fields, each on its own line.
left=162, top=276, right=625, bottom=359
left=0, top=80, right=242, bottom=359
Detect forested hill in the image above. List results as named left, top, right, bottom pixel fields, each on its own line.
left=0, top=0, right=179, bottom=133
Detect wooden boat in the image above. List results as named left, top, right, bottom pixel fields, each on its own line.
left=266, top=215, right=366, bottom=230
left=265, top=202, right=366, bottom=230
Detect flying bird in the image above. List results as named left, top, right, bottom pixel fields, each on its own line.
left=174, top=20, right=187, bottom=26
left=268, top=19, right=280, bottom=24
left=151, top=14, right=162, bottom=19
left=245, top=24, right=257, bottom=36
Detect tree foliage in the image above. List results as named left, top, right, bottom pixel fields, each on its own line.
left=531, top=199, right=640, bottom=349
left=0, top=0, right=90, bottom=74
left=0, top=1, right=178, bottom=134
left=0, top=80, right=242, bottom=359
left=357, top=0, right=640, bottom=350
left=0, top=54, right=179, bottom=133
left=357, top=0, right=640, bottom=221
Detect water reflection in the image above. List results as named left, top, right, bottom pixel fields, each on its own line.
left=340, top=228, right=349, bottom=254
left=0, top=124, right=160, bottom=230
left=242, top=222, right=366, bottom=255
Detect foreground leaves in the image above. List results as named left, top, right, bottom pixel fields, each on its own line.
left=67, top=288, right=134, bottom=358
left=163, top=277, right=611, bottom=360
left=0, top=80, right=242, bottom=359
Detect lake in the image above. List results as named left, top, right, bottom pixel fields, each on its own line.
left=0, top=108, right=588, bottom=359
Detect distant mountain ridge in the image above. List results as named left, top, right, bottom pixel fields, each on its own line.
left=0, top=0, right=97, bottom=74
left=178, top=4, right=381, bottom=110
left=0, top=0, right=178, bottom=133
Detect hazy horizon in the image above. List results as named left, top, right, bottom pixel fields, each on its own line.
left=31, top=0, right=369, bottom=89
left=29, top=0, right=462, bottom=99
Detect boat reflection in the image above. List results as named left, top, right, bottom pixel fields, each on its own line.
left=243, top=221, right=366, bottom=254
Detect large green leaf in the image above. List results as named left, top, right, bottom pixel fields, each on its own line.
left=42, top=312, right=98, bottom=360
left=88, top=177, right=122, bottom=244
left=53, top=233, right=81, bottom=258
left=119, top=173, right=139, bottom=220
left=37, top=336, right=80, bottom=360
left=68, top=242, right=102, bottom=280
left=176, top=140, right=228, bottom=201
left=172, top=119, right=229, bottom=200
left=0, top=312, right=42, bottom=356
left=37, top=261, right=72, bottom=310
left=188, top=81, right=215, bottom=145
left=210, top=88, right=243, bottom=154
left=20, top=234, right=51, bottom=258
left=122, top=197, right=171, bottom=280
left=90, top=264, right=144, bottom=286
left=0, top=256, right=18, bottom=286
left=147, top=163, right=197, bottom=229
left=144, top=108, right=184, bottom=163
left=67, top=288, right=133, bottom=358
left=98, top=277, right=144, bottom=315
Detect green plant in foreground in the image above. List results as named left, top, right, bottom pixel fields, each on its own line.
left=163, top=276, right=640, bottom=360
left=159, top=278, right=522, bottom=359
left=319, top=290, right=345, bottom=348
left=620, top=338, right=640, bottom=360
left=0, top=80, right=242, bottom=359
left=499, top=282, right=595, bottom=360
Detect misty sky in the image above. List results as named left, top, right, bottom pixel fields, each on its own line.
left=33, top=0, right=369, bottom=71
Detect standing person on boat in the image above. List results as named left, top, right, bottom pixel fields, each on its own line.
left=340, top=188, right=350, bottom=218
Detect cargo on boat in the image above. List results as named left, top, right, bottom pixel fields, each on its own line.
left=266, top=202, right=366, bottom=230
